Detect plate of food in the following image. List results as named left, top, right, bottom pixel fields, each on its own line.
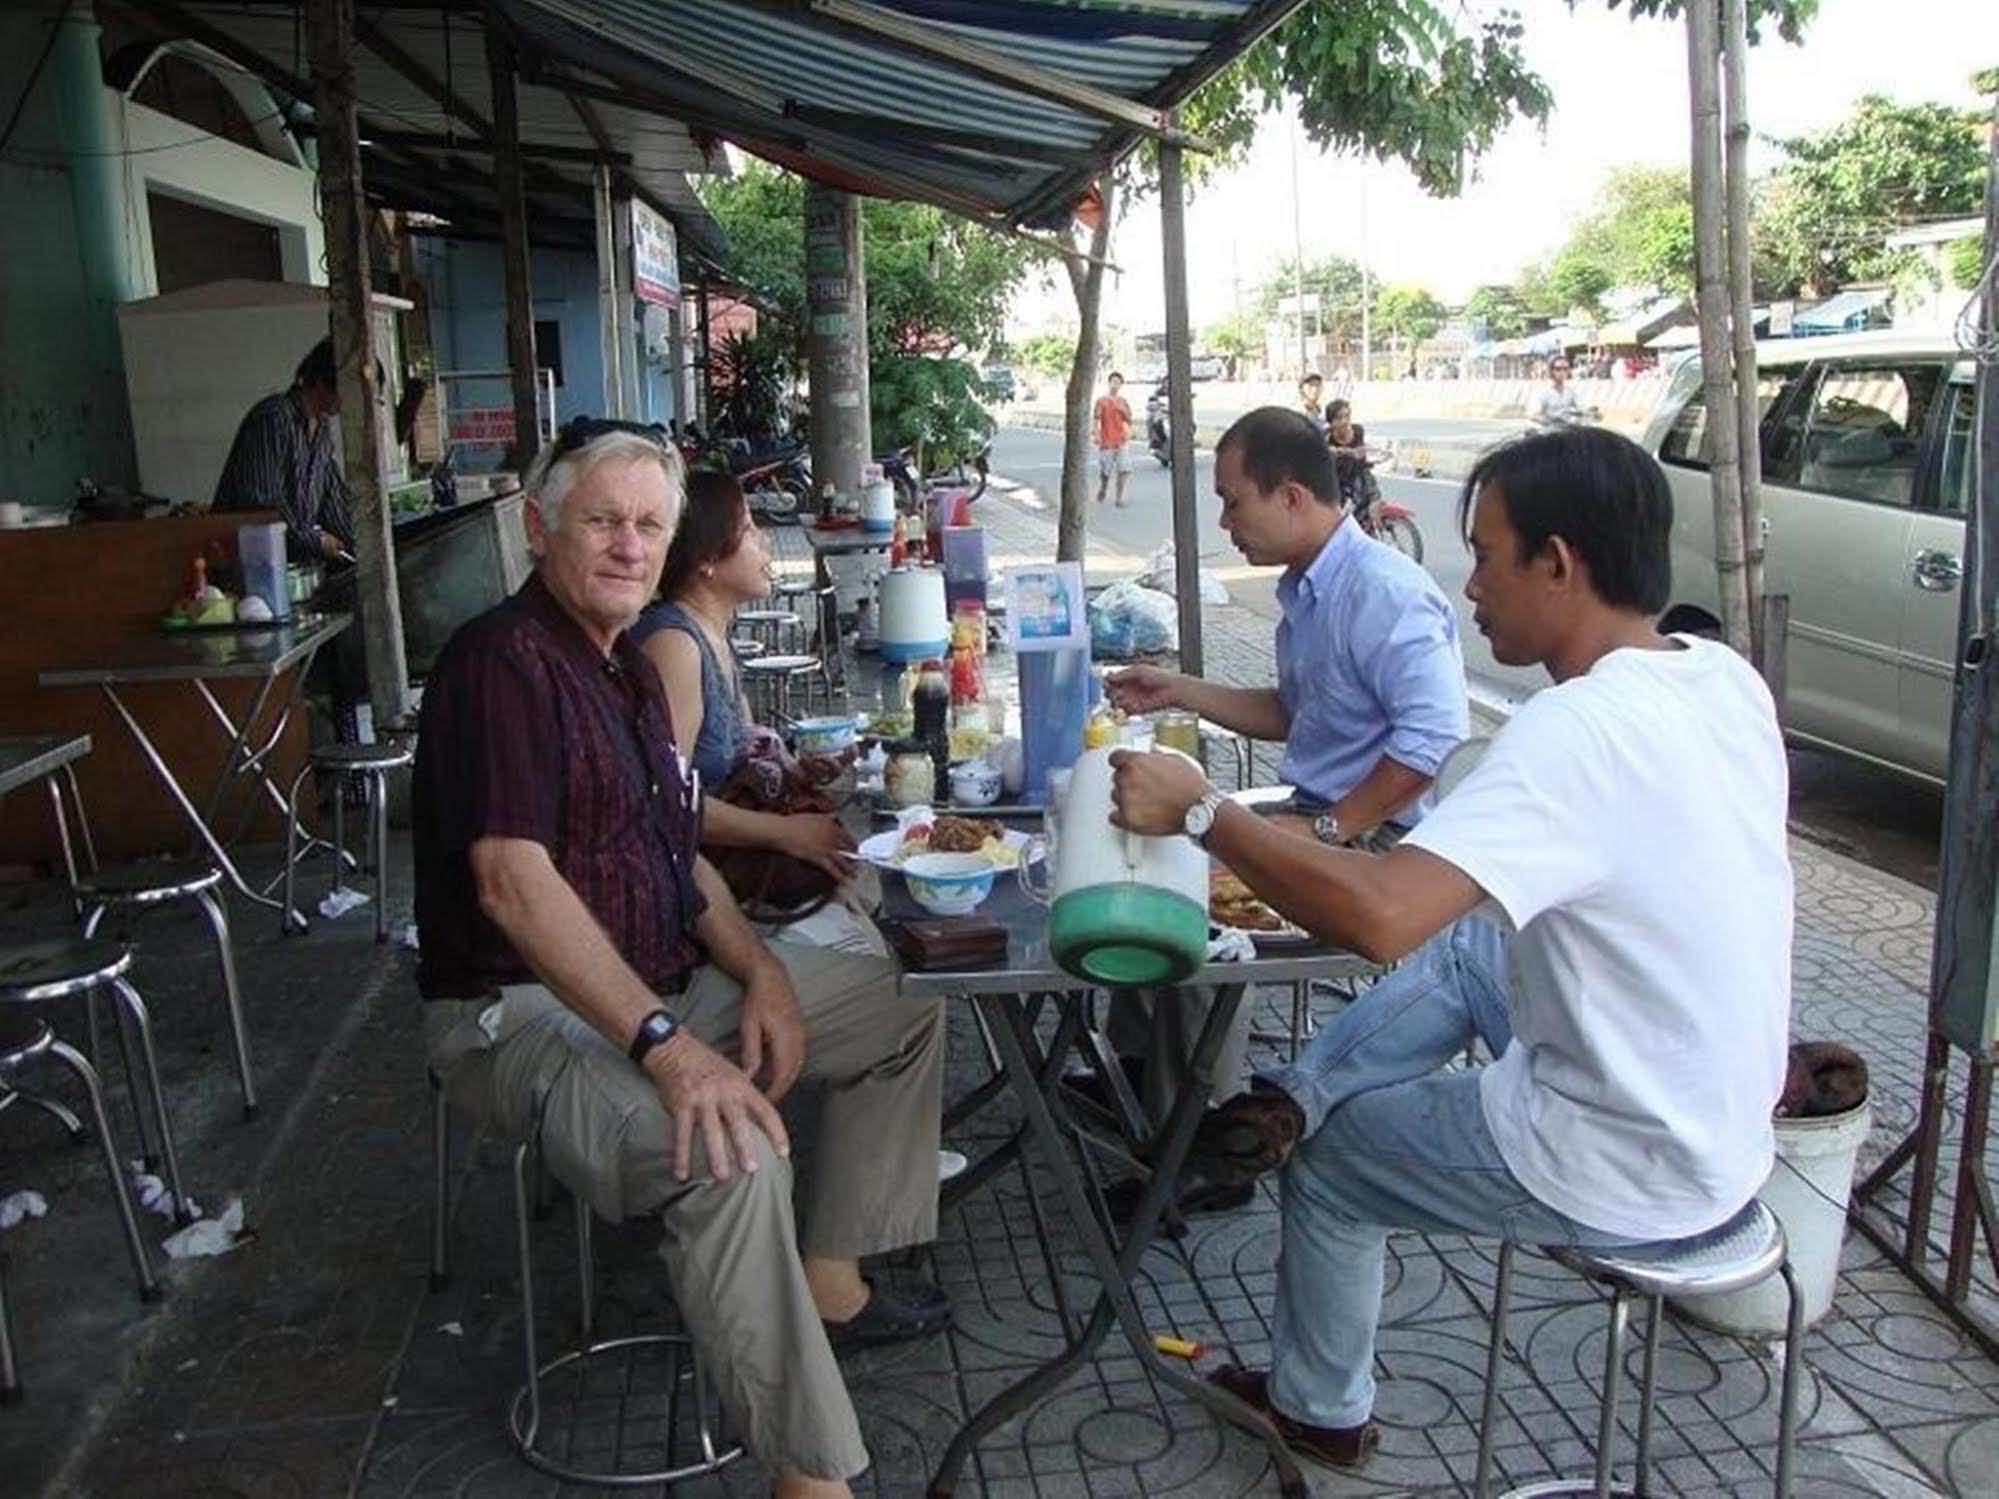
left=1208, top=867, right=1313, bottom=944
left=858, top=813, right=1040, bottom=871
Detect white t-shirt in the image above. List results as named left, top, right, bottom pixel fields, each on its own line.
left=1403, top=637, right=1793, bottom=1239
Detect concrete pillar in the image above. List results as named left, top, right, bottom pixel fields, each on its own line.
left=804, top=185, right=869, bottom=495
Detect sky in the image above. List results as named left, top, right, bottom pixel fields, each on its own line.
left=1008, top=0, right=1999, bottom=336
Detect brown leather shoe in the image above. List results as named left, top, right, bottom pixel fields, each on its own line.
left=1190, top=1082, right=1307, bottom=1187
left=1208, top=1363, right=1380, bottom=1470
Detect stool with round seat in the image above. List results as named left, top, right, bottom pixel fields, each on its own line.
left=733, top=607, right=805, bottom=658
left=740, top=653, right=821, bottom=729
left=0, top=1007, right=163, bottom=1404
left=1474, top=1198, right=1804, bottom=1498
left=282, top=740, right=414, bottom=941
left=77, top=860, right=256, bottom=1120
left=428, top=1077, right=744, bottom=1485
left=0, top=938, right=192, bottom=1224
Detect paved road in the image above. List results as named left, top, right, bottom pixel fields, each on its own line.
left=988, top=423, right=1945, bottom=889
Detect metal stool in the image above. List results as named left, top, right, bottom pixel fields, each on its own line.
left=740, top=654, right=820, bottom=729
left=78, top=861, right=256, bottom=1120
left=282, top=741, right=414, bottom=941
left=1198, top=721, right=1253, bottom=791
left=733, top=607, right=805, bottom=657
left=0, top=941, right=190, bottom=1245
left=0, top=1007, right=162, bottom=1405
left=774, top=578, right=842, bottom=700
left=428, top=1079, right=744, bottom=1485
left=1475, top=1199, right=1804, bottom=1499
left=728, top=635, right=766, bottom=662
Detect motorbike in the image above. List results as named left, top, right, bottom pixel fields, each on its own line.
left=1146, top=387, right=1170, bottom=467
left=877, top=440, right=992, bottom=514
left=1340, top=445, right=1424, bottom=563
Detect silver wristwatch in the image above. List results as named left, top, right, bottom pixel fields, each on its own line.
left=1183, top=789, right=1228, bottom=846
left=1311, top=810, right=1343, bottom=846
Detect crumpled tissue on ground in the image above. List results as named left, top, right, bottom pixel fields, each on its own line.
left=162, top=1198, right=247, bottom=1260
left=127, top=1160, right=194, bottom=1221
left=0, top=1190, right=48, bottom=1230
left=319, top=886, right=372, bottom=919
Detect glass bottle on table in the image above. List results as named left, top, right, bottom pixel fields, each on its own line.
left=913, top=657, right=951, bottom=784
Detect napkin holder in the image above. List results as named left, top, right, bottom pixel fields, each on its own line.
left=885, top=915, right=1010, bottom=971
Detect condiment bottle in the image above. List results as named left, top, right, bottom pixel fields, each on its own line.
left=913, top=657, right=951, bottom=784
left=889, top=513, right=908, bottom=569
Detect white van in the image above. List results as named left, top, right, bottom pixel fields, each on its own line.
left=1643, top=331, right=1973, bottom=785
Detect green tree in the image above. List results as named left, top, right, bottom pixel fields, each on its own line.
left=1947, top=235, right=1986, bottom=292
left=1203, top=308, right=1263, bottom=374
left=1374, top=284, right=1446, bottom=351
left=1756, top=92, right=1988, bottom=295
left=1018, top=332, right=1078, bottom=380
left=1545, top=245, right=1616, bottom=320
left=1463, top=284, right=1530, bottom=340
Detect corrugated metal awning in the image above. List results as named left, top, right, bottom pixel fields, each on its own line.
left=496, top=0, right=1308, bottom=230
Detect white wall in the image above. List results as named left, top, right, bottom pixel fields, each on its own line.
left=113, top=100, right=324, bottom=298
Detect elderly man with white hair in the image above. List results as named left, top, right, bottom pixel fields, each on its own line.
left=414, top=418, right=948, bottom=1498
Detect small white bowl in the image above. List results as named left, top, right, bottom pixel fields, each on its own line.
left=903, top=852, right=996, bottom=915
left=791, top=715, right=857, bottom=755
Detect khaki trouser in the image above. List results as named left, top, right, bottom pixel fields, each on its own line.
left=424, top=946, right=943, bottom=1481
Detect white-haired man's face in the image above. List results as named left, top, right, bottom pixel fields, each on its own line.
left=526, top=454, right=678, bottom=650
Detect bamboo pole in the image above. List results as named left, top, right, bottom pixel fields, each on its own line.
left=1721, top=0, right=1766, bottom=667
left=308, top=0, right=408, bottom=726
left=1685, top=0, right=1752, bottom=656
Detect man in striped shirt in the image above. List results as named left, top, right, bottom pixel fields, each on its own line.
left=213, top=338, right=358, bottom=561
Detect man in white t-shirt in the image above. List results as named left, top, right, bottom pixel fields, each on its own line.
left=1106, top=426, right=1792, bottom=1470
left=1528, top=355, right=1596, bottom=429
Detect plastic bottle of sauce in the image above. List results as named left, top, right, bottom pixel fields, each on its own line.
left=913, top=657, right=951, bottom=784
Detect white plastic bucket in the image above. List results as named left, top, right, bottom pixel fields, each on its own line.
left=1671, top=1100, right=1871, bottom=1337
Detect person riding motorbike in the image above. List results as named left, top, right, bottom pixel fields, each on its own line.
left=1327, top=399, right=1381, bottom=519
left=1146, top=379, right=1171, bottom=467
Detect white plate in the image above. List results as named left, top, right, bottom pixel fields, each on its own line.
left=858, top=824, right=1041, bottom=870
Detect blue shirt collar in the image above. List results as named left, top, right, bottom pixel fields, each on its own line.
left=1282, top=516, right=1358, bottom=608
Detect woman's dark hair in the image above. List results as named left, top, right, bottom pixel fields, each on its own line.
left=1458, top=427, right=1673, bottom=613
left=1216, top=406, right=1339, bottom=505
left=659, top=470, right=749, bottom=601
left=1326, top=398, right=1352, bottom=423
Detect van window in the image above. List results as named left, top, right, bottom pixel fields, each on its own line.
left=1936, top=381, right=1974, bottom=517
left=1792, top=363, right=1944, bottom=508
left=1657, top=365, right=1803, bottom=470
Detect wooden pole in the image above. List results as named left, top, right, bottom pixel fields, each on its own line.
left=308, top=0, right=407, bottom=726
left=484, top=18, right=541, bottom=464
left=1720, top=0, right=1765, bottom=666
left=1160, top=136, right=1202, bottom=678
left=1685, top=0, right=1752, bottom=656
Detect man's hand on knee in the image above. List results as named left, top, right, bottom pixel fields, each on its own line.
left=644, top=1031, right=791, bottom=1182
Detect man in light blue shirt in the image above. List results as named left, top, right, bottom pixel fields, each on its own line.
left=1096, top=409, right=1467, bottom=1220
left=1110, top=406, right=1467, bottom=844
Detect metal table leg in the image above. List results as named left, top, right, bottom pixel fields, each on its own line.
left=927, top=981, right=1310, bottom=1499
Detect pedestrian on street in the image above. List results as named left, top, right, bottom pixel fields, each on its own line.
left=1093, top=371, right=1134, bottom=507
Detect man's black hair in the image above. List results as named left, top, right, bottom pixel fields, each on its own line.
left=295, top=338, right=337, bottom=390
left=1216, top=406, right=1339, bottom=505
left=1459, top=427, right=1673, bottom=613
left=1107, top=370, right=1124, bottom=382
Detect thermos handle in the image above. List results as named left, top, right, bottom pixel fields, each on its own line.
left=1017, top=836, right=1051, bottom=906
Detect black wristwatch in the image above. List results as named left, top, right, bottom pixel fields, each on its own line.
left=627, top=1008, right=680, bottom=1066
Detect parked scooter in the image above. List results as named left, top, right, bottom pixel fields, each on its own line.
left=1146, top=384, right=1171, bottom=467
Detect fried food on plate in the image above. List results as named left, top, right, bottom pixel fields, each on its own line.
left=1208, top=868, right=1288, bottom=931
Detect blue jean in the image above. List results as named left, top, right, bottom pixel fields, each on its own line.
left=1263, top=915, right=1643, bottom=1429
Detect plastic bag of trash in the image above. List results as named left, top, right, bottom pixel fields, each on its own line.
left=1139, top=544, right=1230, bottom=605
left=1088, top=581, right=1178, bottom=659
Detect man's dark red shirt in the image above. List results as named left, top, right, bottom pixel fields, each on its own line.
left=413, top=572, right=706, bottom=1000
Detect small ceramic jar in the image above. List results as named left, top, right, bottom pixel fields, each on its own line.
left=949, top=758, right=1002, bottom=807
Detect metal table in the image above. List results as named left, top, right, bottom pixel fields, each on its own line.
left=896, top=879, right=1376, bottom=1499
left=40, top=615, right=352, bottom=912
left=0, top=735, right=96, bottom=893
left=803, top=524, right=892, bottom=595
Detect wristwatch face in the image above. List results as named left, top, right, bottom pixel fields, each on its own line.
left=1184, top=798, right=1215, bottom=840
left=629, top=1010, right=677, bottom=1062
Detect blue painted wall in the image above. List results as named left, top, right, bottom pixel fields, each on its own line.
left=412, top=236, right=676, bottom=467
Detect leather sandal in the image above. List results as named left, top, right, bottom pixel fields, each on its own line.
left=1190, top=1082, right=1307, bottom=1187
left=1208, top=1363, right=1380, bottom=1470
left=823, top=1276, right=952, bottom=1352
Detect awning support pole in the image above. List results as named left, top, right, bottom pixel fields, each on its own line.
left=593, top=163, right=625, bottom=420
left=308, top=0, right=408, bottom=727
left=1160, top=133, right=1202, bottom=678
left=485, top=17, right=541, bottom=464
